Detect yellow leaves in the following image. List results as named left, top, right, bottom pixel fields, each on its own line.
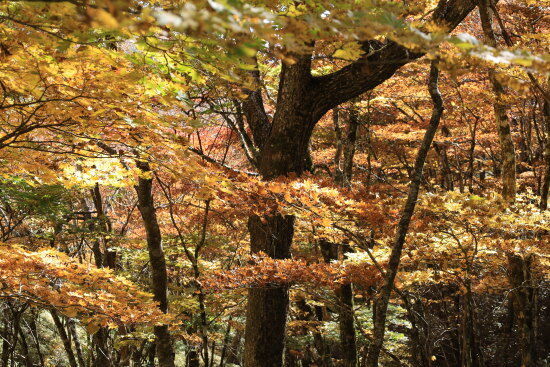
left=0, top=243, right=168, bottom=327
left=333, top=42, right=364, bottom=61
left=285, top=4, right=307, bottom=17
left=60, top=158, right=135, bottom=188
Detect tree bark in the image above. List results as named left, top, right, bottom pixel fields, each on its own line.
left=135, top=161, right=176, bottom=367
left=320, top=244, right=357, bottom=367
left=540, top=99, right=550, bottom=209
left=507, top=253, right=538, bottom=367
left=366, top=62, right=444, bottom=367
left=87, top=187, right=113, bottom=367
left=50, top=311, right=79, bottom=367
left=244, top=214, right=294, bottom=367
left=335, top=106, right=360, bottom=187
left=68, top=318, right=86, bottom=367
left=478, top=0, right=516, bottom=203
left=459, top=281, right=483, bottom=367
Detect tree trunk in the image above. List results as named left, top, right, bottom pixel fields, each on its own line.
left=335, top=106, right=360, bottom=187
left=459, top=282, right=483, bottom=367
left=28, top=313, right=45, bottom=367
left=17, top=322, right=33, bottom=367
left=135, top=161, right=176, bottom=367
left=507, top=253, right=537, bottom=367
left=87, top=188, right=112, bottom=367
left=478, top=0, right=516, bottom=203
left=366, top=63, right=444, bottom=367
left=320, top=241, right=357, bottom=367
left=244, top=214, right=294, bottom=367
left=67, top=319, right=86, bottom=367
left=540, top=99, right=550, bottom=209
left=50, top=311, right=79, bottom=367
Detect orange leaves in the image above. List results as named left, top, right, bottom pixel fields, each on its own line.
left=0, top=244, right=170, bottom=327
left=201, top=253, right=382, bottom=291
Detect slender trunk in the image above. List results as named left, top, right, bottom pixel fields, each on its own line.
left=50, top=311, right=79, bottom=367
left=320, top=241, right=357, bottom=367
left=459, top=281, right=482, bottom=367
left=366, top=63, right=444, bottom=367
left=540, top=99, right=550, bottom=209
left=135, top=161, right=175, bottom=367
left=87, top=189, right=112, bottom=367
left=226, top=328, right=243, bottom=365
left=67, top=319, right=86, bottom=367
left=507, top=253, right=537, bottom=367
left=478, top=0, right=516, bottom=203
left=28, top=314, right=44, bottom=367
left=329, top=104, right=360, bottom=366
left=1, top=315, right=9, bottom=367
left=336, top=283, right=357, bottom=367
left=335, top=106, right=359, bottom=187
left=17, top=323, right=33, bottom=367
left=218, top=320, right=232, bottom=367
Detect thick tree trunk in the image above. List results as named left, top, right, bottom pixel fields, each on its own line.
left=507, top=253, right=537, bottom=367
left=478, top=0, right=516, bottom=203
left=366, top=63, right=444, bottom=367
left=244, top=214, right=294, bottom=367
left=135, top=161, right=176, bottom=367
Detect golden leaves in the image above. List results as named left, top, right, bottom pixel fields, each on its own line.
left=0, top=244, right=170, bottom=327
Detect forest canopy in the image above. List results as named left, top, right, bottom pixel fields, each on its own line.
left=0, top=0, right=548, bottom=366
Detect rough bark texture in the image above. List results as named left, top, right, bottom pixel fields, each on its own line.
left=366, top=63, right=444, bottom=367
left=507, top=253, right=538, bottom=367
left=244, top=214, right=294, bottom=367
left=135, top=161, right=175, bottom=367
left=478, top=0, right=516, bottom=203
left=335, top=107, right=359, bottom=187
left=540, top=99, right=550, bottom=210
